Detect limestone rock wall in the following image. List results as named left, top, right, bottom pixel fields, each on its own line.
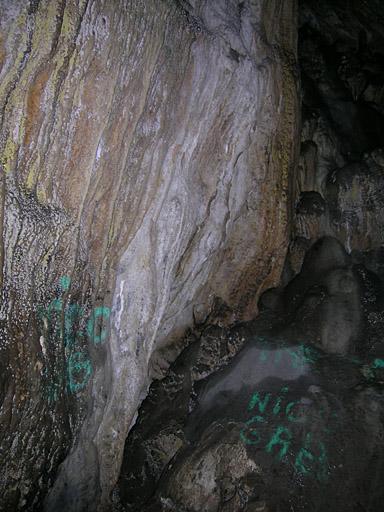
left=0, top=1, right=299, bottom=510
left=286, top=0, right=384, bottom=276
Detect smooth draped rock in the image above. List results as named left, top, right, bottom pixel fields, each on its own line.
left=0, top=1, right=299, bottom=510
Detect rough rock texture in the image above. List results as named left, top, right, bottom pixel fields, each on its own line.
left=116, top=1, right=384, bottom=510
left=116, top=236, right=384, bottom=511
left=0, top=1, right=299, bottom=510
left=286, top=0, right=384, bottom=276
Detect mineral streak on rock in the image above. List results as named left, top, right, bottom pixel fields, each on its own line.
left=0, top=1, right=299, bottom=510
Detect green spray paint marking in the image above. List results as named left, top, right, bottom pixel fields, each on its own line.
left=295, top=435, right=314, bottom=475
left=285, top=401, right=306, bottom=423
left=240, top=415, right=265, bottom=445
left=248, top=391, right=271, bottom=414
left=272, top=386, right=289, bottom=415
left=38, top=297, right=63, bottom=324
left=241, top=386, right=330, bottom=481
left=255, top=336, right=384, bottom=384
left=60, top=275, right=71, bottom=291
left=295, top=433, right=328, bottom=482
left=372, top=358, right=384, bottom=369
left=38, top=276, right=111, bottom=400
left=67, top=351, right=92, bottom=393
left=363, top=358, right=384, bottom=379
left=39, top=276, right=111, bottom=345
left=46, top=382, right=60, bottom=403
left=266, top=426, right=292, bottom=460
left=287, top=344, right=319, bottom=369
left=255, top=338, right=320, bottom=371
left=86, top=306, right=111, bottom=344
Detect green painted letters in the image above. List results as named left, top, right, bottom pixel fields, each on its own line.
left=266, top=426, right=292, bottom=460
left=86, top=306, right=111, bottom=344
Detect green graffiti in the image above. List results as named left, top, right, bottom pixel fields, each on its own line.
left=248, top=386, right=289, bottom=416
left=67, top=351, right=92, bottom=393
left=372, top=358, right=384, bottom=369
left=248, top=391, right=271, bottom=413
left=362, top=358, right=384, bottom=379
left=287, top=344, right=317, bottom=369
left=266, top=425, right=292, bottom=460
left=272, top=386, right=289, bottom=415
left=240, top=415, right=265, bottom=445
left=286, top=401, right=305, bottom=423
left=295, top=433, right=329, bottom=482
left=256, top=339, right=321, bottom=372
left=255, top=336, right=384, bottom=385
left=86, top=306, right=111, bottom=344
left=38, top=297, right=63, bottom=324
left=241, top=386, right=331, bottom=480
left=50, top=298, right=63, bottom=312
left=295, top=437, right=314, bottom=475
left=60, top=275, right=71, bottom=291
left=45, top=380, right=62, bottom=403
left=38, top=276, right=111, bottom=401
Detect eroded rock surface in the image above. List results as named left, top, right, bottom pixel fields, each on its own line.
left=286, top=0, right=384, bottom=274
left=116, top=237, right=384, bottom=512
left=116, top=1, right=384, bottom=509
left=0, top=1, right=299, bottom=510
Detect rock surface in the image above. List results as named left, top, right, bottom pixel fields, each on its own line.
left=116, top=1, right=384, bottom=510
left=0, top=1, right=299, bottom=510
left=286, top=0, right=384, bottom=275
left=116, top=236, right=384, bottom=512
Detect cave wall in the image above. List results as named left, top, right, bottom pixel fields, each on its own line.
left=287, top=0, right=384, bottom=276
left=113, top=2, right=384, bottom=506
left=0, top=1, right=300, bottom=510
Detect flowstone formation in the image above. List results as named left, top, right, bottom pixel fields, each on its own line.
left=0, top=1, right=299, bottom=510
left=287, top=0, right=384, bottom=273
left=114, top=0, right=384, bottom=508
left=116, top=237, right=384, bottom=512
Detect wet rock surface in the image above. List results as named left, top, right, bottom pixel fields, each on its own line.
left=290, top=0, right=384, bottom=265
left=0, top=0, right=383, bottom=511
left=116, top=237, right=384, bottom=512
left=0, top=1, right=299, bottom=510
